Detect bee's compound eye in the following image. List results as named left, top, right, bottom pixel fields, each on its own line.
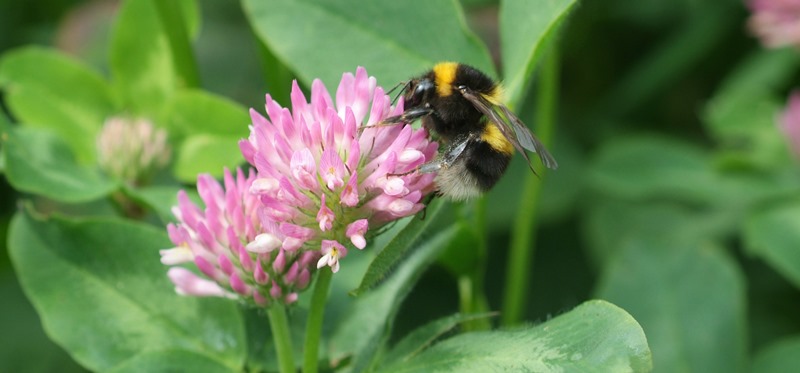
left=415, top=79, right=434, bottom=96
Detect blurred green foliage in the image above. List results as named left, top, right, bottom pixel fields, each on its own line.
left=1, top=0, right=799, bottom=371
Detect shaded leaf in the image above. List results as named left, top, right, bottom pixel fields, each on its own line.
left=381, top=312, right=496, bottom=366
left=744, top=202, right=800, bottom=289
left=243, top=0, right=494, bottom=86
left=351, top=199, right=446, bottom=296
left=500, top=0, right=578, bottom=103
left=751, top=337, right=800, bottom=373
left=330, top=225, right=459, bottom=370
left=377, top=300, right=652, bottom=372
left=8, top=210, right=245, bottom=372
left=596, top=240, right=747, bottom=373
left=3, top=127, right=117, bottom=202
left=0, top=46, right=115, bottom=163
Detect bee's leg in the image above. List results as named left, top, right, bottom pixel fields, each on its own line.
left=377, top=106, right=434, bottom=126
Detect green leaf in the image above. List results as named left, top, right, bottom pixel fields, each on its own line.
left=3, top=127, right=117, bottom=202
left=243, top=0, right=494, bottom=87
left=596, top=240, right=747, bottom=373
left=751, top=337, right=800, bottom=373
left=121, top=185, right=197, bottom=224
left=165, top=90, right=250, bottom=139
left=377, top=300, right=652, bottom=372
left=108, top=349, right=238, bottom=373
left=330, top=225, right=459, bottom=370
left=110, top=0, right=178, bottom=115
left=351, top=199, right=446, bottom=296
left=174, top=134, right=245, bottom=183
left=589, top=135, right=714, bottom=202
left=500, top=0, right=578, bottom=104
left=7, top=211, right=246, bottom=372
left=744, top=202, right=800, bottom=289
left=381, top=312, right=496, bottom=366
left=0, top=46, right=116, bottom=163
left=704, top=48, right=799, bottom=141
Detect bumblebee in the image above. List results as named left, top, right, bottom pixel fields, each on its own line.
left=379, top=62, right=558, bottom=201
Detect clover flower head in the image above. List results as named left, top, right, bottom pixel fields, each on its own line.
left=239, top=66, right=438, bottom=273
left=162, top=168, right=315, bottom=306
left=748, top=0, right=800, bottom=48
left=97, top=116, right=170, bottom=185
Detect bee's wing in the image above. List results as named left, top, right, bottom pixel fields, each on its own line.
left=459, top=88, right=558, bottom=170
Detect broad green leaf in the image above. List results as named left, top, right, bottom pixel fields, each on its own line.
left=3, top=127, right=117, bottom=203
left=8, top=211, right=246, bottom=372
left=108, top=350, right=238, bottom=373
left=751, top=337, right=800, bottom=373
left=121, top=185, right=198, bottom=224
left=243, top=0, right=494, bottom=87
left=381, top=312, right=496, bottom=366
left=377, top=300, right=652, bottom=372
left=500, top=0, right=578, bottom=104
left=110, top=0, right=178, bottom=115
left=351, top=199, right=446, bottom=296
left=0, top=272, right=85, bottom=373
left=330, top=225, right=459, bottom=370
left=596, top=240, right=747, bottom=373
left=165, top=90, right=250, bottom=139
left=174, top=134, right=245, bottom=183
left=744, top=202, right=800, bottom=289
left=0, top=46, right=116, bottom=163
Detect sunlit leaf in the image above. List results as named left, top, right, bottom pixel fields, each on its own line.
left=377, top=300, right=652, bottom=372
left=0, top=46, right=115, bottom=163
left=751, top=337, right=800, bottom=373
left=8, top=211, right=246, bottom=372
left=243, top=0, right=494, bottom=87
left=500, top=0, right=578, bottom=104
left=3, top=127, right=117, bottom=202
left=173, top=134, right=245, bottom=183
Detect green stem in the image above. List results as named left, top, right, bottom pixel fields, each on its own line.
left=501, top=48, right=559, bottom=326
left=153, top=0, right=200, bottom=88
left=267, top=305, right=296, bottom=373
left=303, top=269, right=333, bottom=373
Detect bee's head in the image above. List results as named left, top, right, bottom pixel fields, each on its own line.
left=404, top=78, right=434, bottom=108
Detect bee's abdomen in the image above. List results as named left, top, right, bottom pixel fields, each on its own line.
left=465, top=140, right=511, bottom=191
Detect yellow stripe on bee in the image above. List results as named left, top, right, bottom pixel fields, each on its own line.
left=481, top=122, right=514, bottom=155
left=433, top=62, right=458, bottom=97
left=483, top=84, right=505, bottom=106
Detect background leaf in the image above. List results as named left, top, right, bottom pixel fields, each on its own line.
left=500, top=0, right=578, bottom=103
left=3, top=127, right=117, bottom=203
left=744, top=202, right=800, bottom=289
left=377, top=300, right=652, bottom=372
left=173, top=134, right=245, bottom=182
left=0, top=46, right=115, bottom=163
left=243, top=0, right=494, bottom=87
left=110, top=0, right=178, bottom=115
left=8, top=210, right=246, bottom=372
left=751, top=337, right=800, bottom=373
left=596, top=240, right=747, bottom=373
left=108, top=350, right=238, bottom=373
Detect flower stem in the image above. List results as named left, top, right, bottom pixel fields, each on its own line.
left=267, top=305, right=296, bottom=373
left=303, top=268, right=333, bottom=373
left=501, top=48, right=559, bottom=326
left=153, top=0, right=200, bottom=88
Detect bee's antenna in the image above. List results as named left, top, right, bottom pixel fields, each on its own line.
left=386, top=81, right=410, bottom=104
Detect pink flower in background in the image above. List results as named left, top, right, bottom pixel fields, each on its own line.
left=748, top=0, right=800, bottom=48
left=162, top=168, right=316, bottom=306
left=780, top=91, right=800, bottom=156
left=240, top=67, right=438, bottom=273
